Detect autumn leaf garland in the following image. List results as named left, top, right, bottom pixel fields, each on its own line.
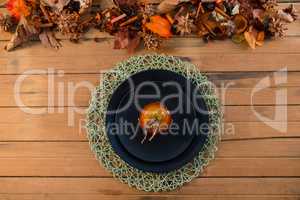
left=0, top=0, right=298, bottom=51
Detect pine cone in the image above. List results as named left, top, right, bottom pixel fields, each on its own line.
left=238, top=0, right=253, bottom=19
left=0, top=15, right=14, bottom=32
left=55, top=11, right=89, bottom=42
left=141, top=32, right=162, bottom=50
left=262, top=0, right=278, bottom=13
left=268, top=17, right=286, bottom=37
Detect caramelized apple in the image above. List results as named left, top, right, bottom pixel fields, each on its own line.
left=139, top=102, right=172, bottom=143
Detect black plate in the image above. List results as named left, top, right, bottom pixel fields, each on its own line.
left=116, top=82, right=196, bottom=163
left=105, top=69, right=209, bottom=173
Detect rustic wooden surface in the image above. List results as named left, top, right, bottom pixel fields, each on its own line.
left=0, top=1, right=300, bottom=200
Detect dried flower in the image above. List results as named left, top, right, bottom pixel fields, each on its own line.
left=174, top=13, right=195, bottom=35
left=141, top=32, right=163, bottom=50
left=55, top=10, right=92, bottom=41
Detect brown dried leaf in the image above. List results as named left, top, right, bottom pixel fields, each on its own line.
left=157, top=0, right=189, bottom=14
left=253, top=9, right=265, bottom=21
left=41, top=0, right=71, bottom=12
left=244, top=29, right=256, bottom=49
left=283, top=4, right=297, bottom=21
left=277, top=9, right=294, bottom=23
left=5, top=17, right=38, bottom=51
left=114, top=28, right=140, bottom=53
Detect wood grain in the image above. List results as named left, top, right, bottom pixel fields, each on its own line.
left=0, top=1, right=299, bottom=199
left=0, top=194, right=299, bottom=200
left=0, top=156, right=299, bottom=177
left=1, top=73, right=300, bottom=106
left=1, top=106, right=300, bottom=141
left=0, top=139, right=299, bottom=158
left=0, top=177, right=299, bottom=195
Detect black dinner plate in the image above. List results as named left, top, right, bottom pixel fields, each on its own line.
left=105, top=69, right=209, bottom=173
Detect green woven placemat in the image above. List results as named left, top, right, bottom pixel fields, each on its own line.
left=86, top=54, right=222, bottom=192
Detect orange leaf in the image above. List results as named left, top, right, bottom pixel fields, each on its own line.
left=145, top=16, right=172, bottom=38
left=6, top=0, right=31, bottom=20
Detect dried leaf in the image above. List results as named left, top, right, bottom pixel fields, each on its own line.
left=113, top=0, right=138, bottom=16
left=244, top=28, right=257, bottom=49
left=113, top=0, right=136, bottom=7
left=283, top=4, right=297, bottom=21
left=0, top=14, right=16, bottom=32
left=277, top=9, right=294, bottom=23
left=41, top=0, right=70, bottom=12
left=5, top=17, right=38, bottom=51
left=256, top=31, right=264, bottom=41
left=231, top=4, right=239, bottom=15
left=255, top=31, right=264, bottom=46
left=114, top=28, right=140, bottom=53
left=6, top=0, right=32, bottom=20
left=252, top=9, right=265, bottom=21
left=157, top=0, right=189, bottom=14
left=145, top=15, right=172, bottom=38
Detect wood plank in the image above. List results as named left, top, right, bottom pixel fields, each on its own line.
left=0, top=177, right=299, bottom=195
left=222, top=122, right=300, bottom=140
left=0, top=39, right=299, bottom=74
left=0, top=107, right=87, bottom=141
left=208, top=72, right=300, bottom=88
left=1, top=73, right=300, bottom=106
left=3, top=106, right=300, bottom=122
left=224, top=106, right=300, bottom=122
left=0, top=140, right=298, bottom=159
left=0, top=194, right=299, bottom=200
left=0, top=156, right=299, bottom=177
left=1, top=107, right=300, bottom=141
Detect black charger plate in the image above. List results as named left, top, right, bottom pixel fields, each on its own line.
left=105, top=69, right=209, bottom=173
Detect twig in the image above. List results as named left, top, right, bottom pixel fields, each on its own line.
left=111, top=13, right=127, bottom=24
left=40, top=23, right=54, bottom=28
left=120, top=16, right=138, bottom=27
left=215, top=6, right=230, bottom=20
left=40, top=4, right=52, bottom=23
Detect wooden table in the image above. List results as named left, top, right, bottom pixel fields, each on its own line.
left=0, top=2, right=300, bottom=199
